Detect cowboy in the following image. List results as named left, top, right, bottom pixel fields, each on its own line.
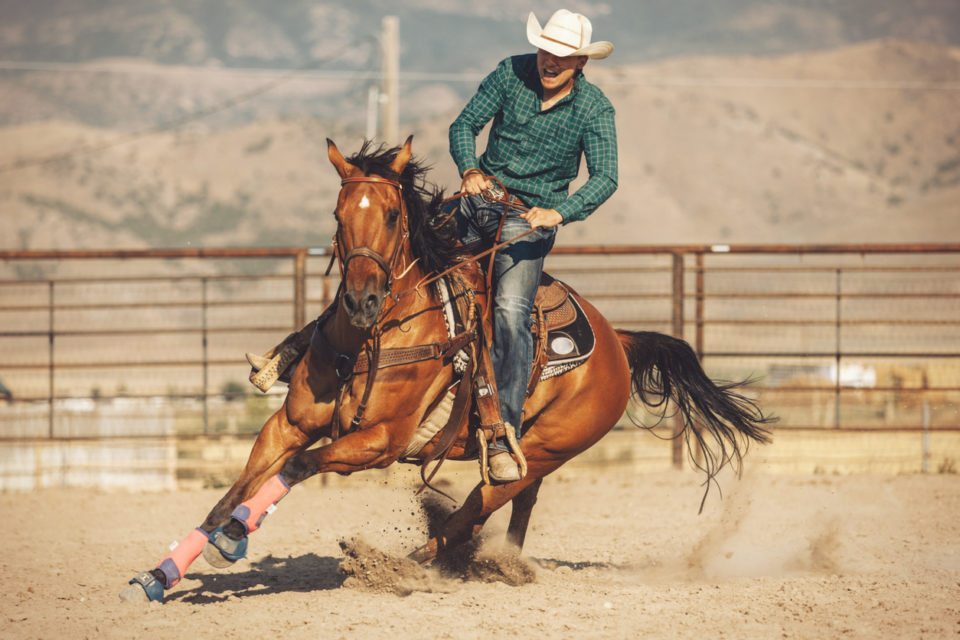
left=448, top=9, right=618, bottom=482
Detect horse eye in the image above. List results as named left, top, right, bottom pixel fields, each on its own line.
left=387, top=208, right=400, bottom=225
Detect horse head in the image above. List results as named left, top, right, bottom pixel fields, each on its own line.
left=327, top=136, right=413, bottom=329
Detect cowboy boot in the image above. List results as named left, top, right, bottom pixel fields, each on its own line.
left=245, top=318, right=320, bottom=391
left=487, top=446, right=521, bottom=483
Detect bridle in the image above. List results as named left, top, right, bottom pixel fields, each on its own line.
left=321, top=173, right=411, bottom=440
left=320, top=170, right=535, bottom=444
left=332, top=174, right=411, bottom=299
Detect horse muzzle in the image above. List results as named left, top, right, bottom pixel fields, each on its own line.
left=342, top=285, right=386, bottom=329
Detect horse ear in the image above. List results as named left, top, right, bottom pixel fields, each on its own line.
left=389, top=135, right=414, bottom=175
left=327, top=138, right=352, bottom=178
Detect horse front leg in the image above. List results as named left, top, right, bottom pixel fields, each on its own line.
left=120, top=400, right=327, bottom=603
left=197, top=421, right=399, bottom=576
left=197, top=402, right=326, bottom=572
left=279, top=422, right=399, bottom=481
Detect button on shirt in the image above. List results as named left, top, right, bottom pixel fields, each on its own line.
left=449, top=53, right=618, bottom=224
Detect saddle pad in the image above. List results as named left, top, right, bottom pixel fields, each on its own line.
left=435, top=271, right=595, bottom=382
left=539, top=293, right=595, bottom=380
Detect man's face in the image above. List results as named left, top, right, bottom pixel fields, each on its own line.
left=537, top=49, right=587, bottom=94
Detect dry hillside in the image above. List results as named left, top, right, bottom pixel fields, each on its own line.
left=0, top=39, right=958, bottom=251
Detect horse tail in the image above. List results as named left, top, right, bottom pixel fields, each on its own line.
left=616, top=330, right=774, bottom=510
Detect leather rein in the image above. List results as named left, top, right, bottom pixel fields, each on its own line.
left=319, top=173, right=476, bottom=441
left=318, top=172, right=535, bottom=453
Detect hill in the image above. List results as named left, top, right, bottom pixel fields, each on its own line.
left=1, top=39, right=957, bottom=251
left=2, top=0, right=959, bottom=73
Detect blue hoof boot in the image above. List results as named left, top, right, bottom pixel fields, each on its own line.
left=121, top=571, right=164, bottom=603
left=204, top=526, right=248, bottom=568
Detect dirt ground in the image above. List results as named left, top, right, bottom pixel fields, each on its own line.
left=1, top=464, right=958, bottom=640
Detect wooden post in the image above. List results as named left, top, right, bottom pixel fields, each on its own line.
left=201, top=277, right=209, bottom=435
left=380, top=16, right=399, bottom=144
left=293, top=250, right=307, bottom=329
left=695, top=252, right=704, bottom=359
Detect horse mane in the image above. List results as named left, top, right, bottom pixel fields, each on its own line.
left=345, top=141, right=464, bottom=275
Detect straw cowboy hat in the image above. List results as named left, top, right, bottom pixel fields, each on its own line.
left=526, top=9, right=613, bottom=60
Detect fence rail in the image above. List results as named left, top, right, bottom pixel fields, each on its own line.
left=1, top=244, right=959, bottom=488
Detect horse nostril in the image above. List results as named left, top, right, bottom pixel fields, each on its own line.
left=342, top=292, right=357, bottom=313
left=362, top=294, right=380, bottom=316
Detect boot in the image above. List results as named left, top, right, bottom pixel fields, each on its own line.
left=246, top=343, right=302, bottom=392
left=245, top=321, right=316, bottom=392
left=487, top=449, right=521, bottom=483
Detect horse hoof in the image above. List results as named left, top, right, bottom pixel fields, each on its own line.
left=120, top=571, right=164, bottom=603
left=203, top=527, right=248, bottom=568
left=407, top=540, right=438, bottom=566
left=118, top=583, right=150, bottom=603
left=203, top=541, right=236, bottom=568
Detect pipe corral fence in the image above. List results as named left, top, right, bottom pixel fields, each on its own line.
left=1, top=244, right=958, bottom=491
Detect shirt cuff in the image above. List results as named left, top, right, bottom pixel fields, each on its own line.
left=556, top=200, right=584, bottom=224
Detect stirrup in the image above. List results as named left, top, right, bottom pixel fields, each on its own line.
left=248, top=344, right=300, bottom=392
left=476, top=425, right=528, bottom=485
left=477, top=429, right=491, bottom=485
left=502, top=426, right=528, bottom=479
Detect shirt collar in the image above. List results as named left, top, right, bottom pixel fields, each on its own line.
left=530, top=66, right=584, bottom=108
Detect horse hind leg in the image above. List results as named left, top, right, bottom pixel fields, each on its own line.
left=506, top=477, right=543, bottom=551
left=408, top=463, right=554, bottom=566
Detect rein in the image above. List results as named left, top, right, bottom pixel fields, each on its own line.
left=323, top=171, right=531, bottom=446
left=323, top=174, right=410, bottom=439
left=396, top=176, right=538, bottom=300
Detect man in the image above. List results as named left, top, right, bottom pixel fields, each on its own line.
left=448, top=9, right=618, bottom=482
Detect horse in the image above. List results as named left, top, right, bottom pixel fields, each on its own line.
left=120, top=137, right=772, bottom=603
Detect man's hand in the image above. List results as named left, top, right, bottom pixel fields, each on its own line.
left=461, top=172, right=491, bottom=195
left=521, top=207, right=563, bottom=229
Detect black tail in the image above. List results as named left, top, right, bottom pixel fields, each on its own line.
left=617, top=330, right=774, bottom=510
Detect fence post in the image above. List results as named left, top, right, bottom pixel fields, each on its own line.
left=695, top=252, right=705, bottom=360
left=294, top=250, right=307, bottom=329
left=201, top=276, right=209, bottom=435
left=671, top=252, right=685, bottom=469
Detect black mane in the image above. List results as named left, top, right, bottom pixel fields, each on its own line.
left=345, top=141, right=464, bottom=275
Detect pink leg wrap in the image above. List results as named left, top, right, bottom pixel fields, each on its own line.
left=156, top=528, right=208, bottom=589
left=231, top=474, right=291, bottom=534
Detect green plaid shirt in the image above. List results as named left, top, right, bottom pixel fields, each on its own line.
left=449, top=54, right=618, bottom=224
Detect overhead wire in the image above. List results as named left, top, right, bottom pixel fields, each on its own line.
left=1, top=48, right=957, bottom=175
left=0, top=38, right=378, bottom=175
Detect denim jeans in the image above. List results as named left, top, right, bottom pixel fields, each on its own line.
left=448, top=194, right=557, bottom=449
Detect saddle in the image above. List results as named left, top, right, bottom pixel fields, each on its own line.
left=242, top=265, right=596, bottom=485
left=245, top=270, right=595, bottom=405
left=528, top=273, right=596, bottom=391
left=397, top=267, right=594, bottom=478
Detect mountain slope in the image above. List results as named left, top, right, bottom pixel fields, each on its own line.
left=0, top=40, right=958, bottom=251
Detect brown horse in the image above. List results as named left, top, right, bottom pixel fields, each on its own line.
left=120, top=137, right=771, bottom=603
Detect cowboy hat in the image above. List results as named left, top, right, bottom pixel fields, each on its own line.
left=526, top=9, right=613, bottom=60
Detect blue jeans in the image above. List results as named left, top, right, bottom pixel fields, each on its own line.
left=449, top=194, right=557, bottom=448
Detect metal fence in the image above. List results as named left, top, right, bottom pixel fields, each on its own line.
left=1, top=244, right=959, bottom=489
